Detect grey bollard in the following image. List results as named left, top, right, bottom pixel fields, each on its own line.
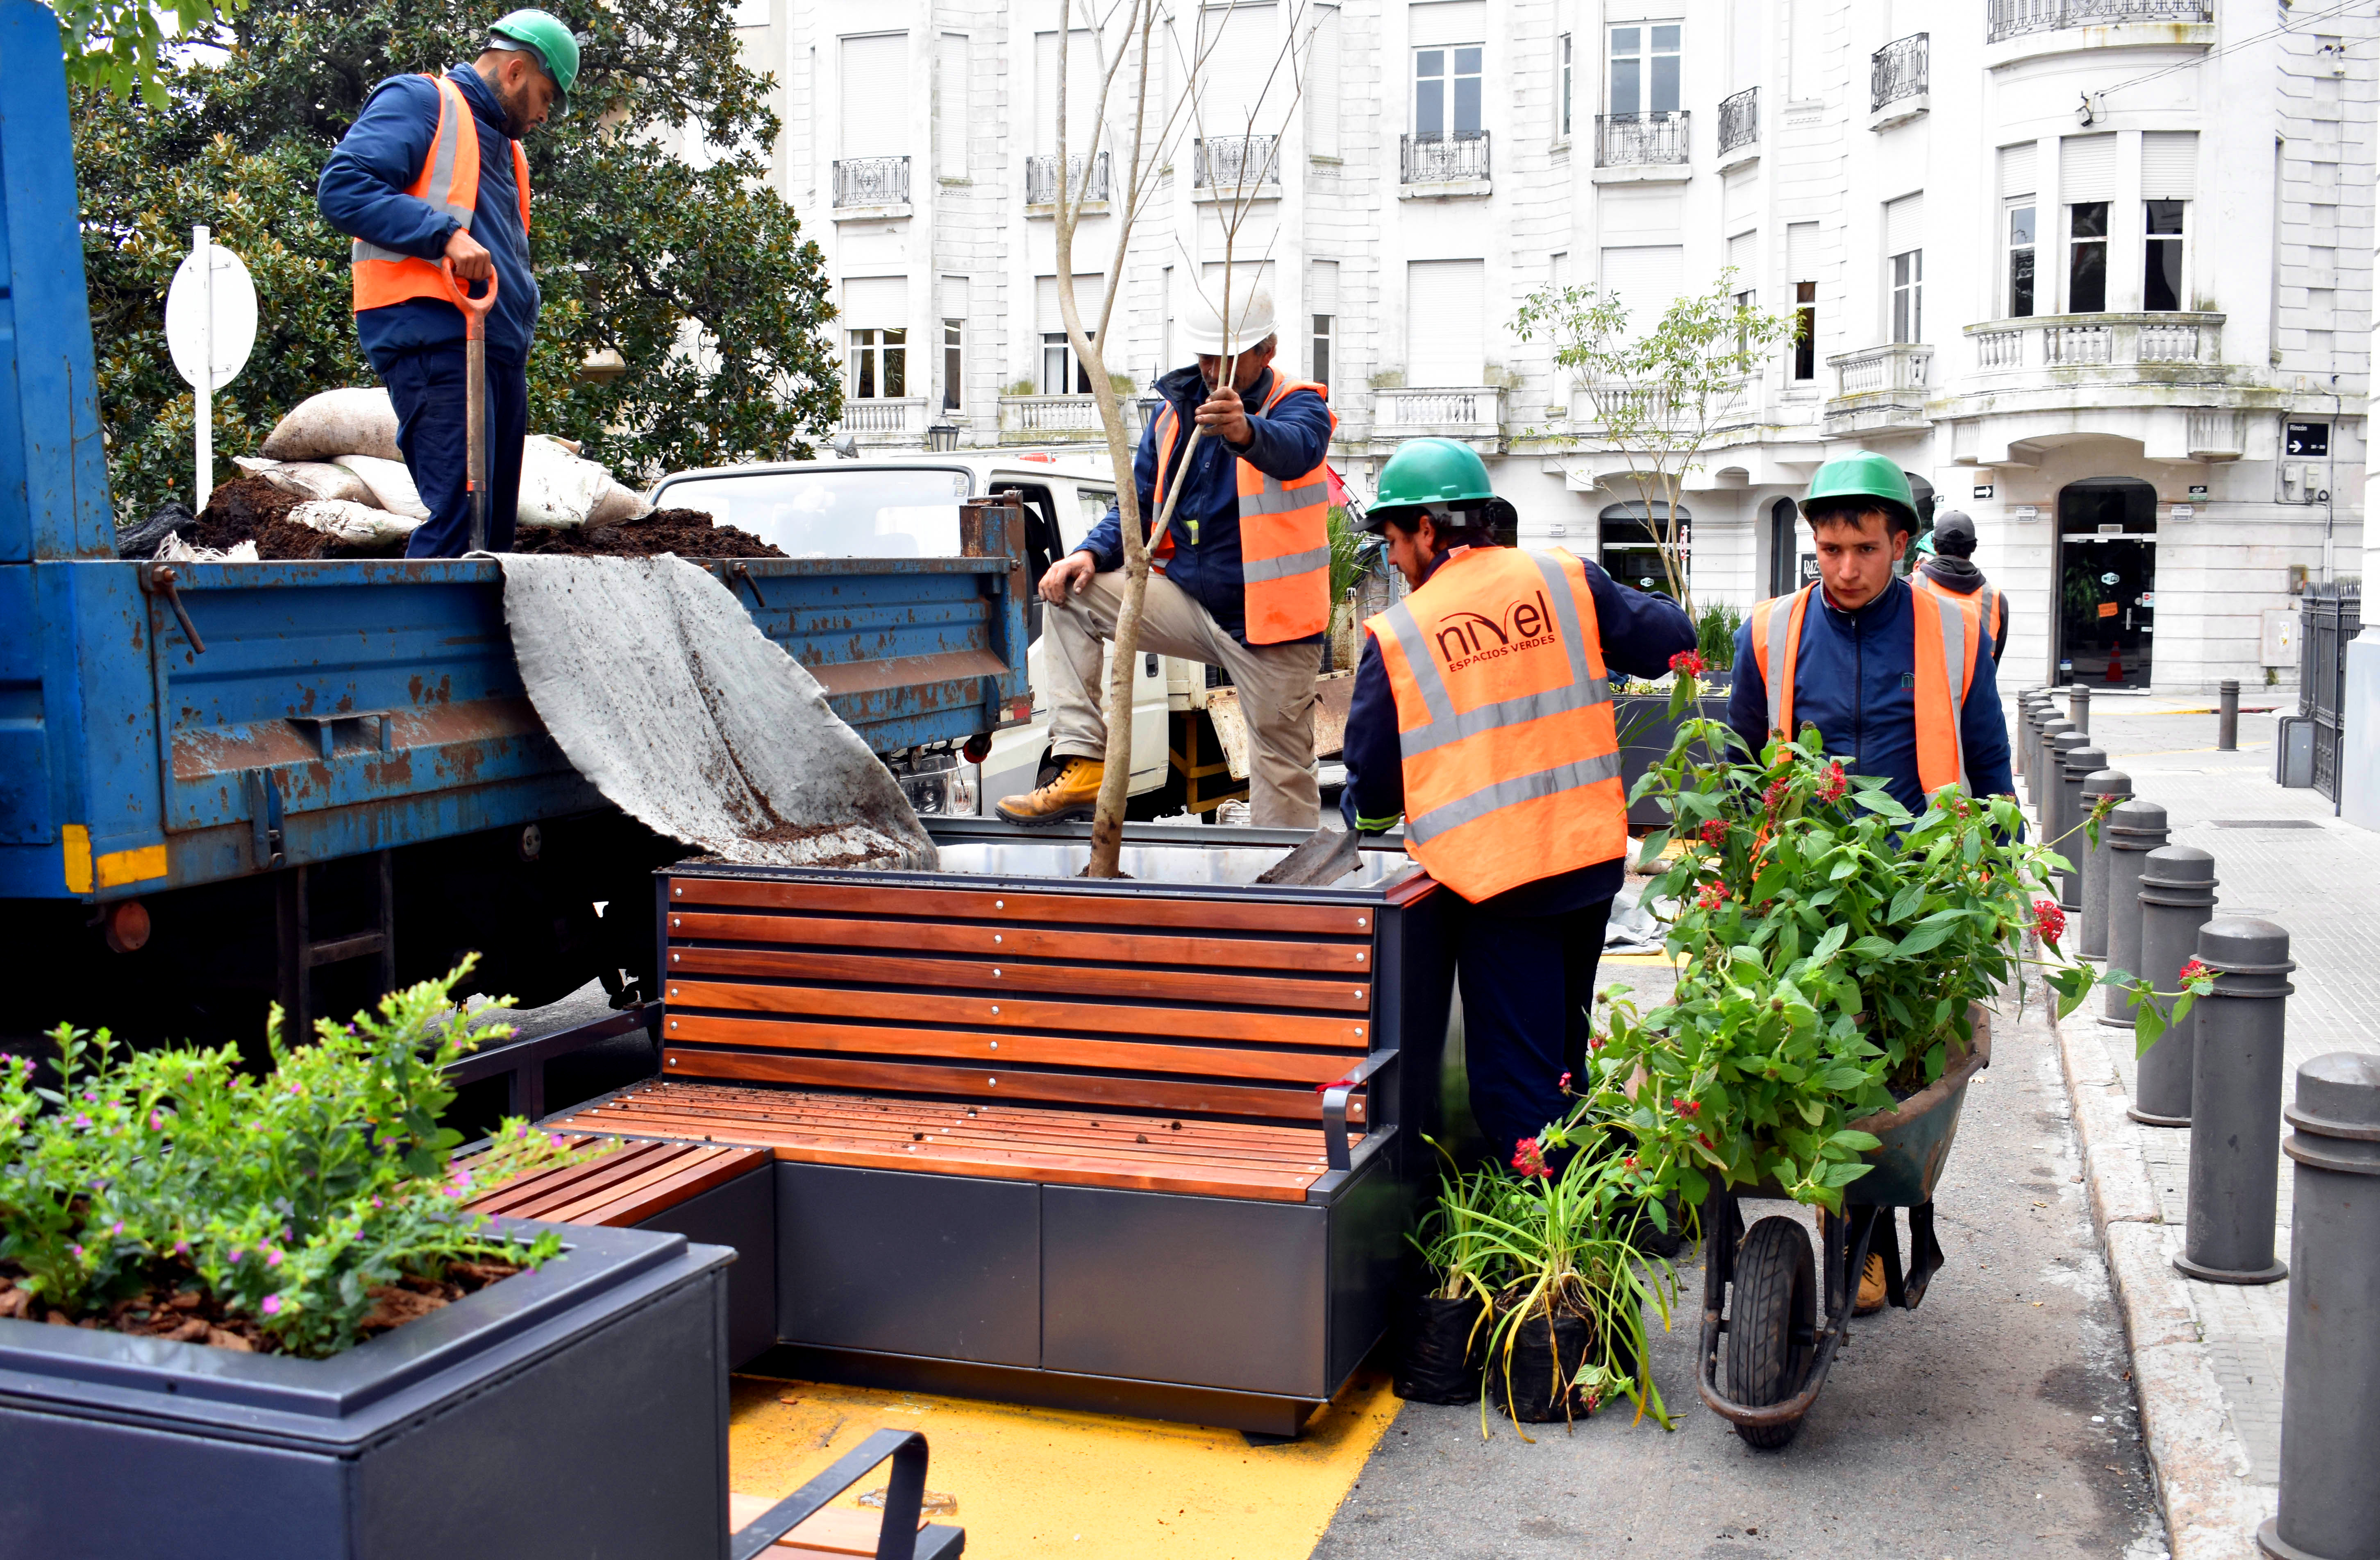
left=2260, top=1054, right=2380, bottom=1560
left=2078, top=769, right=2134, bottom=959
left=2219, top=679, right=2240, bottom=752
left=2176, top=918, right=2294, bottom=1286
left=2055, top=741, right=2105, bottom=912
left=2132, top=846, right=2219, bottom=1126
left=2021, top=692, right=2053, bottom=787
left=2038, top=720, right=2078, bottom=820
left=2069, top=681, right=2092, bottom=735
left=2101, top=800, right=2172, bottom=1032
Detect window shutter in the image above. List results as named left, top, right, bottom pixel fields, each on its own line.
left=2142, top=131, right=2198, bottom=200
left=1884, top=193, right=1922, bottom=257
left=1551, top=250, right=1569, bottom=294
left=1998, top=141, right=2036, bottom=198
left=1199, top=5, right=1281, bottom=133
left=1727, top=229, right=1758, bottom=284
left=938, top=275, right=968, bottom=321
left=1409, top=0, right=1485, bottom=46
left=1037, top=275, right=1106, bottom=333
left=1035, top=31, right=1103, bottom=156
left=1786, top=221, right=1819, bottom=282
left=1309, top=258, right=1340, bottom=317
left=2060, top=133, right=2116, bottom=202
left=1406, top=258, right=1485, bottom=385
left=843, top=276, right=906, bottom=329
left=1306, top=6, right=1341, bottom=158
left=840, top=34, right=909, bottom=157
left=1601, top=245, right=1687, bottom=321
left=936, top=34, right=967, bottom=176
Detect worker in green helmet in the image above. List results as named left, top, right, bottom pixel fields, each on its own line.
left=1339, top=438, right=1695, bottom=1166
left=1730, top=451, right=2013, bottom=1315
left=317, top=10, right=579, bottom=554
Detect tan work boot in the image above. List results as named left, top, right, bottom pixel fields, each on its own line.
left=995, top=758, right=1104, bottom=825
left=1854, top=1253, right=1888, bottom=1315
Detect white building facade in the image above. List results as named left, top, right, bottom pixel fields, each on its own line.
left=740, top=0, right=2373, bottom=694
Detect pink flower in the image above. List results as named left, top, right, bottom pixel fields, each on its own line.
left=1696, top=882, right=1727, bottom=911
left=149, top=1111, right=164, bottom=1131
left=229, top=1249, right=243, bottom=1263
left=1815, top=761, right=1848, bottom=804
left=173, top=1240, right=189, bottom=1256
left=1697, top=818, right=1730, bottom=846
left=1762, top=778, right=1791, bottom=813
left=1511, top=1138, right=1552, bottom=1179
left=265, top=1248, right=282, bottom=1268
left=109, top=1221, right=123, bottom=1236
left=261, top=1295, right=282, bottom=1316
left=1669, top=650, right=1707, bottom=678
left=1557, top=1071, right=1573, bottom=1091
left=2033, top=899, right=2068, bottom=946
left=2178, top=958, right=2211, bottom=983
left=1672, top=1097, right=1701, bottom=1117
left=68, top=1243, right=82, bottom=1258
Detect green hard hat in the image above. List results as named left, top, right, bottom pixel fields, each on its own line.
left=1364, top=438, right=1494, bottom=531
left=488, top=9, right=580, bottom=103
left=1913, top=528, right=1937, bottom=557
left=1801, top=449, right=1920, bottom=533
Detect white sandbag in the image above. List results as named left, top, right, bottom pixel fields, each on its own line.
left=289, top=499, right=421, bottom=547
left=586, top=480, right=652, bottom=526
left=258, top=460, right=374, bottom=505
left=516, top=434, right=614, bottom=528
left=260, top=388, right=403, bottom=463
left=157, top=533, right=259, bottom=563
left=332, top=455, right=432, bottom=520
left=232, top=456, right=280, bottom=475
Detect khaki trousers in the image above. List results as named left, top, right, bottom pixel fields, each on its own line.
left=1045, top=569, right=1321, bottom=828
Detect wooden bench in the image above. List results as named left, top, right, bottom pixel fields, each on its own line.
left=544, top=848, right=1455, bottom=1437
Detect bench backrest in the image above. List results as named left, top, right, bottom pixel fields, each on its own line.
left=658, top=870, right=1384, bottom=1127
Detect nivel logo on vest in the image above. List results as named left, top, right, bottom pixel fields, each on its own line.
left=1433, top=590, right=1560, bottom=672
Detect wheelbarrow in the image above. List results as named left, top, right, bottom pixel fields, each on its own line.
left=1694, top=1007, right=1991, bottom=1449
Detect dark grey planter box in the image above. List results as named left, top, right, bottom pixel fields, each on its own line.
left=0, top=1220, right=733, bottom=1560
left=1615, top=694, right=1735, bottom=828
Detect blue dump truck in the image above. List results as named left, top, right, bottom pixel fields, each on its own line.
left=0, top=2, right=1029, bottom=1042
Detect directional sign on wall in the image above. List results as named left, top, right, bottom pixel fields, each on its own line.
left=2286, top=421, right=2330, bottom=458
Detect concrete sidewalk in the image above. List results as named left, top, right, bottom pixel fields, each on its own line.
left=2033, top=695, right=2371, bottom=1559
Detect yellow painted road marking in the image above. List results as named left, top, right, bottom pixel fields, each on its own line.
left=729, top=1370, right=1399, bottom=1559
left=1602, top=953, right=1676, bottom=966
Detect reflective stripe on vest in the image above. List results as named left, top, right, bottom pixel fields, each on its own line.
left=1749, top=580, right=1983, bottom=797
left=351, top=75, right=533, bottom=313
left=1148, top=377, right=1337, bottom=640
left=1366, top=547, right=1627, bottom=901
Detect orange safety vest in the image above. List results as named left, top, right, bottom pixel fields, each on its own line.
left=1148, top=375, right=1338, bottom=644
left=1366, top=546, right=1628, bottom=902
left=350, top=74, right=532, bottom=313
left=1749, top=580, right=1986, bottom=797
left=1911, top=571, right=2007, bottom=655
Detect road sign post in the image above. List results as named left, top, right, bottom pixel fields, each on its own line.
left=164, top=228, right=257, bottom=513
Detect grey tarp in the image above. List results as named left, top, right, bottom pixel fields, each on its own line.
left=500, top=553, right=938, bottom=870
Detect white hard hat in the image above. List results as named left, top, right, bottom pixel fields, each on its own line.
left=1182, top=285, right=1276, bottom=356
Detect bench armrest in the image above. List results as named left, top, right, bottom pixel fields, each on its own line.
left=730, top=1427, right=931, bottom=1560
left=1321, top=1049, right=1398, bottom=1173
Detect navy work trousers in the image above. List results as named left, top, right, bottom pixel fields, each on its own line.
left=382, top=344, right=527, bottom=558
left=1456, top=896, right=1612, bottom=1162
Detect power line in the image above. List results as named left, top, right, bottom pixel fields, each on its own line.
left=2095, top=0, right=2374, bottom=102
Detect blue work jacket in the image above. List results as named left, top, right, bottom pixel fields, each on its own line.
left=1340, top=549, right=1697, bottom=912
left=1076, top=363, right=1336, bottom=645
left=317, top=64, right=542, bottom=370
left=1727, top=576, right=2015, bottom=817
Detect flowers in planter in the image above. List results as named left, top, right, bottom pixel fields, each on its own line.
left=0, top=960, right=570, bottom=1358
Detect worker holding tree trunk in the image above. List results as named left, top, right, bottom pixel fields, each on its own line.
left=997, top=287, right=1337, bottom=828
left=316, top=10, right=577, bottom=558
left=1339, top=439, right=1695, bottom=1168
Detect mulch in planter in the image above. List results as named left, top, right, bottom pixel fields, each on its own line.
left=0, top=1258, right=522, bottom=1356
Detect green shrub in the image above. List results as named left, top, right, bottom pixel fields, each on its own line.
left=1694, top=601, right=1742, bottom=670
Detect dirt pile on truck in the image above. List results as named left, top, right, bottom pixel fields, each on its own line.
left=509, top=509, right=784, bottom=559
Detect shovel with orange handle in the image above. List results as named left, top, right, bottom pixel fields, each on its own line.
left=441, top=258, right=499, bottom=553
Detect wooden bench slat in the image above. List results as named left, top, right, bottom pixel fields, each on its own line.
left=661, top=981, right=1369, bottom=1050
left=659, top=1012, right=1361, bottom=1085
left=483, top=1141, right=702, bottom=1221
left=669, top=876, right=1376, bottom=937
left=563, top=1145, right=765, bottom=1227
left=661, top=1048, right=1366, bottom=1122
left=535, top=1144, right=745, bottom=1226
left=669, top=909, right=1373, bottom=973
left=665, top=946, right=1371, bottom=1012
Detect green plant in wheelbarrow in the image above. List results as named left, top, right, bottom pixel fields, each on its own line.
left=0, top=959, right=575, bottom=1357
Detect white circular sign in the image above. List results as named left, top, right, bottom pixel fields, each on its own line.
left=165, top=243, right=259, bottom=392
left=2100, top=571, right=2121, bottom=585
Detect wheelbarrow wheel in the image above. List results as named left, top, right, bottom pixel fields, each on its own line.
left=1725, top=1216, right=1816, bottom=1449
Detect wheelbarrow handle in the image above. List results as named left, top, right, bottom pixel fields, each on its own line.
left=439, top=258, right=499, bottom=340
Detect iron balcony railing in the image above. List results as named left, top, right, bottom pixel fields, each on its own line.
left=1024, top=151, right=1111, bottom=206
left=1988, top=0, right=2212, bottom=41
left=2302, top=580, right=2361, bottom=803
left=1718, top=87, right=1758, bottom=154
left=832, top=156, right=910, bottom=207
left=1192, top=135, right=1280, bottom=189
left=1595, top=112, right=1688, bottom=168
left=1399, top=132, right=1491, bottom=183
left=1871, top=34, right=1928, bottom=112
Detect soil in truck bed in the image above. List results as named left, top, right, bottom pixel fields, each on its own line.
left=170, top=479, right=785, bottom=561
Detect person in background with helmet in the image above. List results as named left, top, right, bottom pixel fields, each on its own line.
left=317, top=11, right=577, bottom=558
left=1730, top=452, right=2012, bottom=1315
left=998, top=281, right=1335, bottom=827
left=1911, top=510, right=2010, bottom=665
left=1340, top=439, right=1695, bottom=1167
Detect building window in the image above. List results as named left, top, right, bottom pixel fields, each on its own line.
left=941, top=318, right=963, bottom=410
left=2068, top=201, right=2109, bottom=313
left=2006, top=202, right=2036, bottom=318
left=1733, top=286, right=1755, bottom=356
left=1413, top=45, right=1482, bottom=140
left=848, top=327, right=906, bottom=398
left=1558, top=33, right=1572, bottom=139
left=1890, top=250, right=1922, bottom=344
left=1792, top=280, right=1816, bottom=382
left=2144, top=200, right=2187, bottom=312
left=1608, top=22, right=1681, bottom=117
left=1040, top=332, right=1092, bottom=395
left=1312, top=314, right=1334, bottom=391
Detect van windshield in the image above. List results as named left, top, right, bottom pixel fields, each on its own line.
left=652, top=466, right=974, bottom=557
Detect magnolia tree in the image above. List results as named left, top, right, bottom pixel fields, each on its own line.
left=1048, top=0, right=1319, bottom=876
left=1511, top=271, right=1794, bottom=621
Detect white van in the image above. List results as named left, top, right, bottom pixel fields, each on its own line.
left=650, top=451, right=1211, bottom=819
